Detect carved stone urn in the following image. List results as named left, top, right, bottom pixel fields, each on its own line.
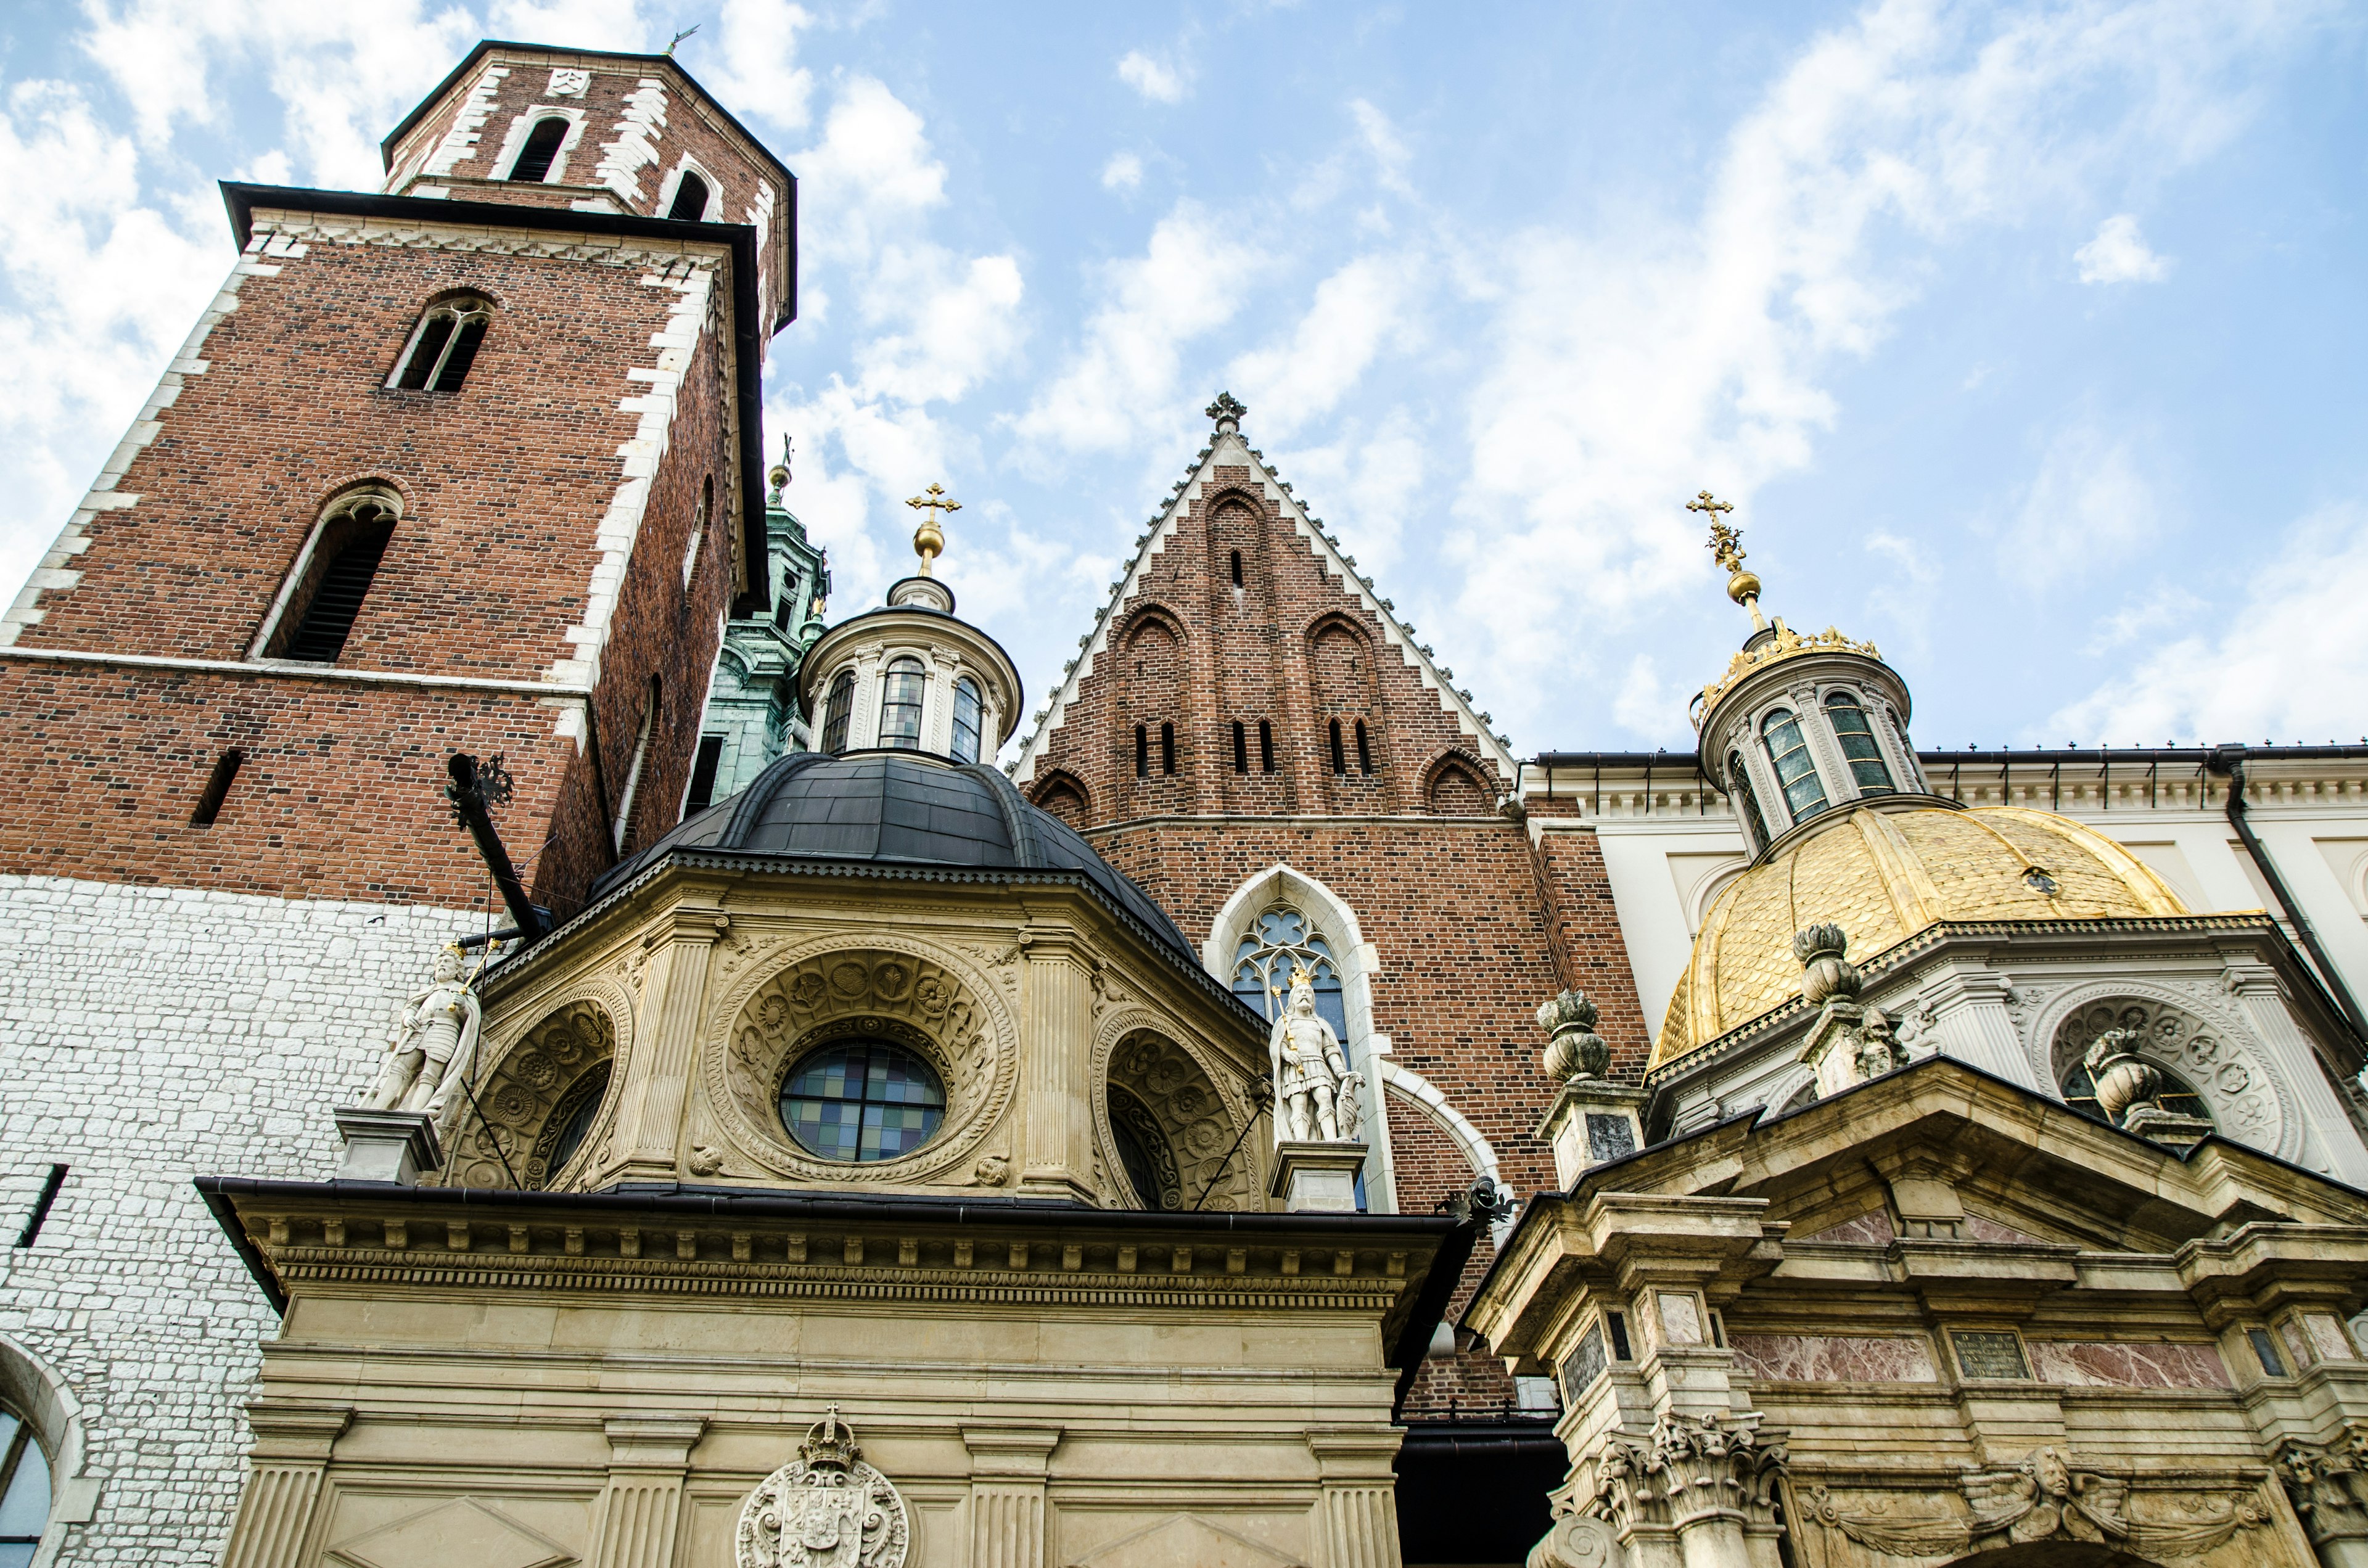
left=1793, top=922, right=1859, bottom=1005
left=1537, top=990, right=1610, bottom=1082
left=2083, top=1028, right=2161, bottom=1125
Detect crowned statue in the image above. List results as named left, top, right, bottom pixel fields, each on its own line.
left=362, top=943, right=485, bottom=1137
left=1268, top=967, right=1364, bottom=1144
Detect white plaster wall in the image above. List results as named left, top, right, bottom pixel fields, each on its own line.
left=0, top=876, right=480, bottom=1567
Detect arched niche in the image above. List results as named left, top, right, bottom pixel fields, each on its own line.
left=1204, top=864, right=1398, bottom=1211
left=448, top=999, right=619, bottom=1189
left=2044, top=993, right=2292, bottom=1159
left=1102, top=1029, right=1257, bottom=1212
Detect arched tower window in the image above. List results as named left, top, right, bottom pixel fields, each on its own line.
left=1230, top=549, right=1243, bottom=587
left=820, top=670, right=855, bottom=754
left=950, top=676, right=983, bottom=765
left=1135, top=724, right=1149, bottom=778
left=879, top=657, right=926, bottom=750
left=1230, top=904, right=1350, bottom=1044
left=1825, top=690, right=1895, bottom=794
left=388, top=295, right=492, bottom=392
left=510, top=116, right=570, bottom=183
left=1762, top=708, right=1828, bottom=823
left=1258, top=720, right=1275, bottom=773
left=1159, top=721, right=1176, bottom=774
left=665, top=170, right=712, bottom=221
left=1355, top=719, right=1373, bottom=774
left=1728, top=750, right=1771, bottom=851
left=270, top=488, right=401, bottom=663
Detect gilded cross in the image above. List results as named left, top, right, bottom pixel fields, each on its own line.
left=1688, top=490, right=1743, bottom=570
left=904, top=483, right=961, bottom=574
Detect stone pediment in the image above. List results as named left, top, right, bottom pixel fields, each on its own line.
left=1066, top=1513, right=1307, bottom=1567
left=326, top=1496, right=575, bottom=1568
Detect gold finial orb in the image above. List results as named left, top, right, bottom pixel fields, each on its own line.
left=904, top=482, right=961, bottom=577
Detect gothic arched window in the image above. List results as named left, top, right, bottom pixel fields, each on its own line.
left=1825, top=689, right=1895, bottom=794
left=820, top=670, right=855, bottom=754
left=950, top=676, right=983, bottom=765
left=389, top=295, right=492, bottom=392
left=271, top=488, right=401, bottom=663
left=509, top=115, right=569, bottom=183
left=1762, top=708, right=1828, bottom=823
left=1729, top=750, right=1771, bottom=851
left=879, top=657, right=926, bottom=749
left=665, top=170, right=712, bottom=221
left=1230, top=905, right=1350, bottom=1043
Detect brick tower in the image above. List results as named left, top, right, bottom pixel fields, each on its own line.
left=0, top=42, right=794, bottom=1566
left=1011, top=393, right=1653, bottom=1419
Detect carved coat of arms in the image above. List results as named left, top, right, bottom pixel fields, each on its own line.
left=736, top=1408, right=910, bottom=1568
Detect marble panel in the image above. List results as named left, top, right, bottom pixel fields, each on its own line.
left=1730, top=1333, right=1938, bottom=1382
left=2304, top=1314, right=2357, bottom=1362
left=2026, top=1340, right=2232, bottom=1389
left=1798, top=1209, right=1893, bottom=1245
left=1658, top=1292, right=1704, bottom=1345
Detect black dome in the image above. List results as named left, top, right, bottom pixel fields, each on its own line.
left=592, top=751, right=1198, bottom=962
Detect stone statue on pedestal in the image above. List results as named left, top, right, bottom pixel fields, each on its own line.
left=1270, top=969, right=1363, bottom=1143
left=363, top=945, right=483, bottom=1135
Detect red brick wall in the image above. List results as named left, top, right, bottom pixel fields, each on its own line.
left=1388, top=1086, right=1520, bottom=1416
left=0, top=205, right=742, bottom=921
left=387, top=49, right=793, bottom=333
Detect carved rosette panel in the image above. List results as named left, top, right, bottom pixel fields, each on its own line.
left=1098, top=1020, right=1259, bottom=1212
left=705, top=940, right=1018, bottom=1184
left=2037, top=988, right=2293, bottom=1159
left=736, top=1458, right=909, bottom=1568
left=446, top=996, right=622, bottom=1191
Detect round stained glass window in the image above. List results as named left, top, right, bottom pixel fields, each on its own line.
left=779, top=1039, right=946, bottom=1162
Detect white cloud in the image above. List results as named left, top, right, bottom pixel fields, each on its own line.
left=1999, top=424, right=2158, bottom=591
left=2075, top=212, right=2171, bottom=284
left=701, top=0, right=816, bottom=131
left=1101, top=152, right=1143, bottom=192
left=2045, top=505, right=2368, bottom=745
left=1227, top=252, right=1422, bottom=439
left=1021, top=202, right=1267, bottom=455
left=1438, top=0, right=2295, bottom=739
left=1116, top=49, right=1191, bottom=105
left=2079, top=582, right=2206, bottom=654
left=1349, top=99, right=1413, bottom=196
left=793, top=75, right=949, bottom=271
left=1270, top=406, right=1426, bottom=577
left=1613, top=655, right=1687, bottom=742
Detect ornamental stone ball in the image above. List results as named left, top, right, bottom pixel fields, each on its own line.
left=1793, top=922, right=1859, bottom=1005
left=2083, top=1027, right=2161, bottom=1126
left=1537, top=989, right=1610, bottom=1082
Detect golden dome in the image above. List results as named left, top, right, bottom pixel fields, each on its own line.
left=1652, top=805, right=2189, bottom=1070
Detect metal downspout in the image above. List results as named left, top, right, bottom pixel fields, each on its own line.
left=2210, top=747, right=2368, bottom=1045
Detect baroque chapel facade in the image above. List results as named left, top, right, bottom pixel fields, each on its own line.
left=0, top=33, right=2365, bottom=1568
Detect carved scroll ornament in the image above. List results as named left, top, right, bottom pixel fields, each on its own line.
left=737, top=1408, right=909, bottom=1568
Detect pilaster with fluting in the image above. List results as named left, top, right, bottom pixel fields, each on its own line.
left=217, top=1404, right=350, bottom=1568
left=586, top=1415, right=704, bottom=1568
left=963, top=1426, right=1061, bottom=1568
left=609, top=899, right=726, bottom=1181
left=1016, top=924, right=1096, bottom=1201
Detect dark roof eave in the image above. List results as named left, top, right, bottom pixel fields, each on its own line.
left=219, top=183, right=774, bottom=618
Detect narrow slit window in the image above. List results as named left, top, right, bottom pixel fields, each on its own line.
left=1233, top=720, right=1248, bottom=773
left=665, top=170, right=711, bottom=221
left=1328, top=719, right=1346, bottom=775
left=1825, top=689, right=1896, bottom=794
left=1229, top=549, right=1243, bottom=587
left=683, top=735, right=725, bottom=815
left=1762, top=708, right=1828, bottom=823
left=820, top=671, right=855, bottom=754
left=390, top=297, right=492, bottom=393
left=1160, top=722, right=1175, bottom=775
left=1135, top=724, right=1149, bottom=778
left=681, top=477, right=710, bottom=591
left=190, top=750, right=245, bottom=828
left=1355, top=719, right=1373, bottom=774
left=1259, top=720, right=1275, bottom=773
left=274, top=490, right=400, bottom=663
left=510, top=116, right=569, bottom=183
left=950, top=677, right=984, bottom=765
left=879, top=657, right=926, bottom=750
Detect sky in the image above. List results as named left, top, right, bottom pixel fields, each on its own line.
left=3, top=0, right=2366, bottom=759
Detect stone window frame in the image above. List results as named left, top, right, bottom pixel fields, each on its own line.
left=383, top=290, right=495, bottom=394
left=0, top=1333, right=99, bottom=1567
left=1203, top=864, right=1399, bottom=1212
left=246, top=482, right=409, bottom=664
left=655, top=154, right=723, bottom=223
left=487, top=104, right=588, bottom=183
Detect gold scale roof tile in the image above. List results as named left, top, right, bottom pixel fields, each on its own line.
left=1652, top=805, right=2189, bottom=1070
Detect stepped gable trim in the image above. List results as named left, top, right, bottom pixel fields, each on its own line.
left=1009, top=415, right=1516, bottom=787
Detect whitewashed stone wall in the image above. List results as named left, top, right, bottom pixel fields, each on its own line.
left=0, top=875, right=484, bottom=1566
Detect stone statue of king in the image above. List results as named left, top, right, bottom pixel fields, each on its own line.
left=1268, top=968, right=1363, bottom=1144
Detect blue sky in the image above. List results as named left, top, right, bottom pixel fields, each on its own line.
left=4, top=0, right=2365, bottom=757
